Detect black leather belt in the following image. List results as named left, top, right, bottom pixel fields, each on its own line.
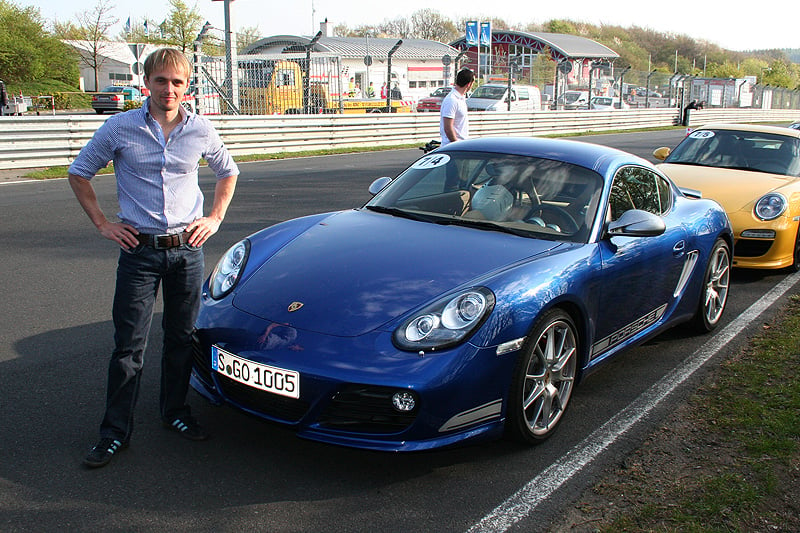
left=137, top=231, right=193, bottom=249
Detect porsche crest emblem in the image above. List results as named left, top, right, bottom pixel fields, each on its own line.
left=288, top=301, right=304, bottom=312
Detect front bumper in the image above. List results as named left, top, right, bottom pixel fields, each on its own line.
left=189, top=305, right=515, bottom=451
left=729, top=211, right=798, bottom=269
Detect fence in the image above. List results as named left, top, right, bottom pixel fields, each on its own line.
left=1, top=108, right=800, bottom=171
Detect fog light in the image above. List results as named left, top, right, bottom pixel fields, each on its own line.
left=741, top=229, right=776, bottom=239
left=392, top=391, right=416, bottom=412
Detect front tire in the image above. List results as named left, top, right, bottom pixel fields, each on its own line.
left=690, top=239, right=730, bottom=332
left=790, top=223, right=800, bottom=272
left=507, top=309, right=578, bottom=444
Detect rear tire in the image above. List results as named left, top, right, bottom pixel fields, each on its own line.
left=507, top=309, right=578, bottom=444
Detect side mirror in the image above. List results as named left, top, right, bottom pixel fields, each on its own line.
left=653, top=147, right=671, bottom=161
left=369, top=177, right=393, bottom=196
left=679, top=187, right=702, bottom=199
left=607, top=209, right=666, bottom=237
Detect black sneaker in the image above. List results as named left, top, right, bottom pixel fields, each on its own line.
left=163, top=416, right=209, bottom=441
left=83, top=437, right=127, bottom=468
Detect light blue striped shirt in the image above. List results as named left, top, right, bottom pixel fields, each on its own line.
left=69, top=99, right=239, bottom=234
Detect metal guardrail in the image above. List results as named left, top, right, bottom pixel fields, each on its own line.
left=1, top=108, right=800, bottom=170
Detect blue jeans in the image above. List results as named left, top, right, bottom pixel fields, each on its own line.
left=99, top=243, right=205, bottom=442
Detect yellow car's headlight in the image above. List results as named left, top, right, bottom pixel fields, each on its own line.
left=754, top=193, right=786, bottom=221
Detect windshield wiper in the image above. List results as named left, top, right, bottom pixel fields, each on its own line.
left=668, top=161, right=761, bottom=172
left=441, top=217, right=538, bottom=238
left=364, top=205, right=442, bottom=223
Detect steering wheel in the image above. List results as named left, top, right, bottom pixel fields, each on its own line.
left=527, top=204, right=580, bottom=233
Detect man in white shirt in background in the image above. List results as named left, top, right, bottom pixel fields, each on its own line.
left=440, top=68, right=475, bottom=146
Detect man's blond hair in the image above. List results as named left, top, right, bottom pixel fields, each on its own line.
left=143, top=48, right=191, bottom=80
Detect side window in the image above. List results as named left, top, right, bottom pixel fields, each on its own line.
left=517, top=88, right=529, bottom=101
left=608, top=166, right=672, bottom=221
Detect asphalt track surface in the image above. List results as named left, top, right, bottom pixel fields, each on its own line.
left=1, top=130, right=797, bottom=532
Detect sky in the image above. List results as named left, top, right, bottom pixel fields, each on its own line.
left=21, top=0, right=800, bottom=52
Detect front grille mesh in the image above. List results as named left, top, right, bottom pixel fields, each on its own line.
left=318, top=384, right=417, bottom=434
left=734, top=238, right=773, bottom=258
left=217, top=375, right=310, bottom=422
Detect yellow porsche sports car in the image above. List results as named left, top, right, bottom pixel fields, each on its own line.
left=654, top=123, right=800, bottom=270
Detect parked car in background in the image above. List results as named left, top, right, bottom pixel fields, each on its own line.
left=415, top=86, right=452, bottom=112
left=654, top=123, right=800, bottom=270
left=589, top=96, right=629, bottom=110
left=190, top=136, right=732, bottom=452
left=558, top=90, right=589, bottom=110
left=91, top=85, right=143, bottom=114
left=634, top=87, right=662, bottom=98
left=181, top=84, right=222, bottom=115
left=467, top=84, right=541, bottom=111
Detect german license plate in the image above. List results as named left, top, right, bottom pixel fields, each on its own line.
left=211, top=345, right=300, bottom=399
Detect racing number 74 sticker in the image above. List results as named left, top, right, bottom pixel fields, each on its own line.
left=412, top=153, right=451, bottom=170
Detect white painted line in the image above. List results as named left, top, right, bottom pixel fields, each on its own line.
left=468, top=271, right=800, bottom=533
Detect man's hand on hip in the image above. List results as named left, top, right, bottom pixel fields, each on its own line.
left=99, top=221, right=140, bottom=250
left=185, top=217, right=222, bottom=247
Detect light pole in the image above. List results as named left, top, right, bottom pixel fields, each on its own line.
left=221, top=0, right=238, bottom=112
left=193, top=21, right=212, bottom=113
left=616, top=66, right=631, bottom=109
left=645, top=69, right=657, bottom=108
left=386, top=40, right=403, bottom=111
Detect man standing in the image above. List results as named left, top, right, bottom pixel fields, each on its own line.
left=0, top=79, right=8, bottom=116
left=439, top=69, right=475, bottom=146
left=68, top=48, right=239, bottom=468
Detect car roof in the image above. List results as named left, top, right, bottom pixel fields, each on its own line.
left=438, top=136, right=652, bottom=176
left=102, top=86, right=137, bottom=91
left=696, top=123, right=800, bottom=139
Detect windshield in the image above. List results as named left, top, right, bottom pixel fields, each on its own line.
left=366, top=151, right=603, bottom=243
left=564, top=92, right=583, bottom=103
left=432, top=87, right=451, bottom=97
left=666, top=129, right=800, bottom=177
left=470, top=86, right=506, bottom=100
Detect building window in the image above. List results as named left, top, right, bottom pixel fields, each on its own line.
left=109, top=72, right=133, bottom=82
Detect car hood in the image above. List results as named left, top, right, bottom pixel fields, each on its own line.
left=658, top=163, right=798, bottom=212
left=466, top=97, right=500, bottom=109
left=233, top=209, right=562, bottom=337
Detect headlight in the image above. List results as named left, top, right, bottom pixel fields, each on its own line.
left=394, top=287, right=495, bottom=351
left=754, top=193, right=786, bottom=221
left=209, top=239, right=250, bottom=299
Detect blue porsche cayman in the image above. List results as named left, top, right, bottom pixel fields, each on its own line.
left=191, top=137, right=733, bottom=451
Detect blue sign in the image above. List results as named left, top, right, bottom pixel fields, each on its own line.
left=480, top=22, right=492, bottom=46
left=466, top=21, right=478, bottom=46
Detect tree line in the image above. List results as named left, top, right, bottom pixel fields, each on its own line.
left=1, top=0, right=797, bottom=100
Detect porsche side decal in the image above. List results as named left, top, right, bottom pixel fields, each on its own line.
left=591, top=303, right=668, bottom=358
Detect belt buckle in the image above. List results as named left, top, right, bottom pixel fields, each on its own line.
left=152, top=233, right=173, bottom=250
